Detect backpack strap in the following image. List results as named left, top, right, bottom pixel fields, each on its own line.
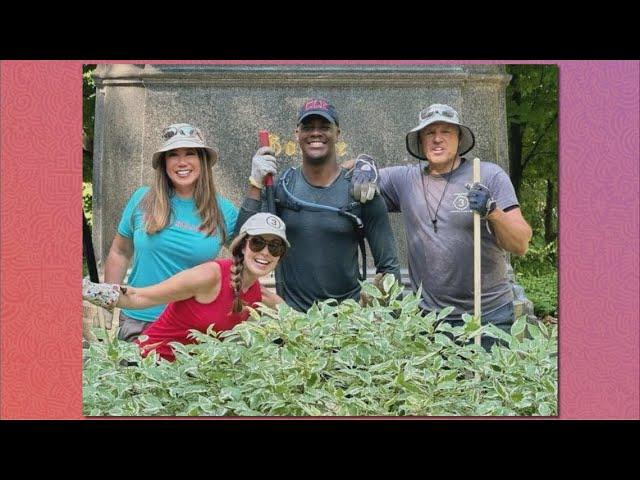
left=278, top=167, right=367, bottom=281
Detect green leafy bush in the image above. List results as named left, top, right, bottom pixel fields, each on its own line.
left=517, top=271, right=557, bottom=317
left=513, top=238, right=557, bottom=316
left=84, top=280, right=557, bottom=416
left=513, top=238, right=556, bottom=277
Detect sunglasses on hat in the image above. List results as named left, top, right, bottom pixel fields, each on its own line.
left=161, top=124, right=204, bottom=142
left=419, top=107, right=456, bottom=122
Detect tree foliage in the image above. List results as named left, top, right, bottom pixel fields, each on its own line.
left=506, top=65, right=558, bottom=246
left=83, top=65, right=96, bottom=183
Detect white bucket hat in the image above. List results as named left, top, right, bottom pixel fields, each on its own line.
left=152, top=123, right=219, bottom=169
left=229, top=213, right=291, bottom=254
left=405, top=104, right=475, bottom=160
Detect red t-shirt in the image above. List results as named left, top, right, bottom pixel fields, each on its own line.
left=136, top=258, right=262, bottom=361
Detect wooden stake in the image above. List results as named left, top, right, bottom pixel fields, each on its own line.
left=473, top=157, right=482, bottom=345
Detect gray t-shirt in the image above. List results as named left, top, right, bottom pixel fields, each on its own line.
left=379, top=158, right=518, bottom=318
left=236, top=167, right=401, bottom=312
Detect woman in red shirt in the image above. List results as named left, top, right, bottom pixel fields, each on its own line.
left=83, top=213, right=289, bottom=361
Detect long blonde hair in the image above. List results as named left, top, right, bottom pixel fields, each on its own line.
left=140, top=149, right=227, bottom=242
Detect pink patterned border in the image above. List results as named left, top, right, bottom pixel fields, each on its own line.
left=1, top=60, right=638, bottom=419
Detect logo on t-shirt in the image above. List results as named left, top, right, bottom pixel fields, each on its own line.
left=173, top=220, right=201, bottom=232
left=451, top=193, right=470, bottom=212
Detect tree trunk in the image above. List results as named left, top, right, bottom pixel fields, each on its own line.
left=544, top=178, right=555, bottom=243
left=509, top=122, right=523, bottom=197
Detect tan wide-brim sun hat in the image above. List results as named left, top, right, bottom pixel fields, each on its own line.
left=405, top=104, right=475, bottom=160
left=229, top=213, right=291, bottom=254
left=151, top=123, right=219, bottom=169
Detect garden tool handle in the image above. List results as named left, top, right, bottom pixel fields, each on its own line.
left=259, top=130, right=276, bottom=213
left=83, top=210, right=99, bottom=283
left=473, top=157, right=481, bottom=345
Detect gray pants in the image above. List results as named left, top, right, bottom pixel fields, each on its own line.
left=117, top=311, right=152, bottom=342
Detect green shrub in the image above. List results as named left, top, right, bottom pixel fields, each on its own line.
left=513, top=238, right=556, bottom=277
left=83, top=279, right=557, bottom=417
left=513, top=237, right=557, bottom=317
left=517, top=271, right=557, bottom=317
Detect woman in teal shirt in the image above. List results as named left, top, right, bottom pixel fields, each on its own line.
left=103, top=123, right=238, bottom=341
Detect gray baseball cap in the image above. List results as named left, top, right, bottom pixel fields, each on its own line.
left=405, top=104, right=475, bottom=160
left=229, top=213, right=291, bottom=253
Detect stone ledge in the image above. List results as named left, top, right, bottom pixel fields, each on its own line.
left=94, top=64, right=510, bottom=88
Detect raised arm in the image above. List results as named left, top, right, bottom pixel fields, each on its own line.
left=118, top=262, right=221, bottom=310
left=234, top=147, right=278, bottom=235
left=466, top=168, right=532, bottom=256
left=362, top=195, right=402, bottom=285
left=486, top=207, right=532, bottom=256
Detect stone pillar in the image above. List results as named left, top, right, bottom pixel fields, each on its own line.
left=92, top=64, right=147, bottom=267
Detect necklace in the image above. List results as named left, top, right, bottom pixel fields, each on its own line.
left=420, top=159, right=457, bottom=233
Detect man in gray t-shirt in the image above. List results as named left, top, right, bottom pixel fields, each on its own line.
left=235, top=97, right=401, bottom=312
left=349, top=103, right=532, bottom=345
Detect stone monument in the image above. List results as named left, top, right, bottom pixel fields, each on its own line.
left=91, top=63, right=534, bottom=319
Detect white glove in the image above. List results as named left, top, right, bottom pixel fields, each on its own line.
left=249, top=146, right=277, bottom=189
left=82, top=276, right=124, bottom=311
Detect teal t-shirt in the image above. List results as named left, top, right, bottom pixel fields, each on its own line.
left=117, top=186, right=238, bottom=322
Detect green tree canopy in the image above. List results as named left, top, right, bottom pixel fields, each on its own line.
left=506, top=65, right=558, bottom=245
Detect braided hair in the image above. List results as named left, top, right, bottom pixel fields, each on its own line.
left=230, top=236, right=248, bottom=314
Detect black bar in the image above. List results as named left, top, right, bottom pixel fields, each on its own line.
left=265, top=183, right=276, bottom=215
left=83, top=211, right=99, bottom=283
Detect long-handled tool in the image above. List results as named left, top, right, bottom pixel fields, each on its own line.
left=83, top=209, right=113, bottom=339
left=259, top=130, right=276, bottom=214
left=83, top=210, right=99, bottom=283
left=473, top=157, right=482, bottom=345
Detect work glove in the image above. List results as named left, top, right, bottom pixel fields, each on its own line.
left=249, top=146, right=277, bottom=189
left=349, top=154, right=379, bottom=203
left=465, top=182, right=497, bottom=218
left=82, top=276, right=125, bottom=311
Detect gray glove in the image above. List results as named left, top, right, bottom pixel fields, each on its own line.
left=249, top=146, right=277, bottom=189
left=350, top=154, right=379, bottom=203
left=465, top=182, right=497, bottom=217
left=82, top=276, right=125, bottom=311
